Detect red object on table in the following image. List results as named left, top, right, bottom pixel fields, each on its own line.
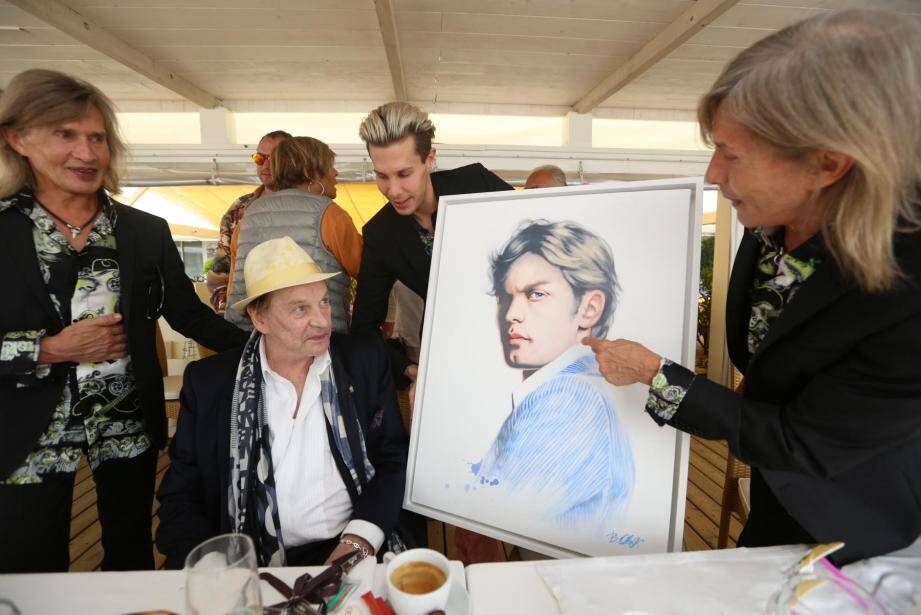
left=361, top=591, right=395, bottom=615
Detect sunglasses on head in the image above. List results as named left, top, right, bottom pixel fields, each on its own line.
left=252, top=152, right=270, bottom=165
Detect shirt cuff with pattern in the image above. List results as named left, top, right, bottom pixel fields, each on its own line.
left=0, top=329, right=46, bottom=379
left=343, top=519, right=385, bottom=554
left=645, top=358, right=696, bottom=425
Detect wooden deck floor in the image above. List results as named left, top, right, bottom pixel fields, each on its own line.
left=67, top=436, right=741, bottom=571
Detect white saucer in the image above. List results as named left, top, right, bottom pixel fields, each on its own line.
left=444, top=578, right=471, bottom=615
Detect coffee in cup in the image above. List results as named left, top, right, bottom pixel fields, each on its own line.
left=390, top=560, right=447, bottom=595
left=385, top=548, right=452, bottom=615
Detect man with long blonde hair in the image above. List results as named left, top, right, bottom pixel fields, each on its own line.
left=0, top=69, right=247, bottom=572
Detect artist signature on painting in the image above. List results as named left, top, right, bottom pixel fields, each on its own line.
left=605, top=530, right=645, bottom=549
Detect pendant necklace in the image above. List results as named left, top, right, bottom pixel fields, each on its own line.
left=39, top=202, right=100, bottom=239
left=773, top=245, right=785, bottom=266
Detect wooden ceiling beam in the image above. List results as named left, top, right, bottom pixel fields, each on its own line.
left=373, top=0, right=408, bottom=101
left=7, top=0, right=221, bottom=108
left=572, top=0, right=739, bottom=113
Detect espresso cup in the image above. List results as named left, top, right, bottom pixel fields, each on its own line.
left=385, top=548, right=452, bottom=615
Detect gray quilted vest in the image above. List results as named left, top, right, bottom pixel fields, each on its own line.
left=226, top=189, right=350, bottom=333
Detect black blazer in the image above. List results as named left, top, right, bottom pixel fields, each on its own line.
left=671, top=228, right=921, bottom=563
left=155, top=333, right=408, bottom=569
left=0, top=202, right=248, bottom=479
left=351, top=163, right=513, bottom=377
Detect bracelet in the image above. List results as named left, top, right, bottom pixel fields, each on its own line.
left=339, top=537, right=371, bottom=560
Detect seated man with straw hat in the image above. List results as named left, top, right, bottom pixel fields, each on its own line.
left=156, top=236, right=408, bottom=568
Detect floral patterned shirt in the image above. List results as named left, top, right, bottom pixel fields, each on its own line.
left=218, top=187, right=263, bottom=256
left=0, top=190, right=150, bottom=484
left=411, top=219, right=434, bottom=257
left=645, top=227, right=824, bottom=422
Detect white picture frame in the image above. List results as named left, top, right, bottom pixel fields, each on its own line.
left=404, top=177, right=704, bottom=558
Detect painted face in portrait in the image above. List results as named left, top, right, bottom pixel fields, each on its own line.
left=498, top=252, right=604, bottom=370
left=4, top=106, right=110, bottom=198
left=248, top=282, right=333, bottom=360
left=369, top=135, right=435, bottom=217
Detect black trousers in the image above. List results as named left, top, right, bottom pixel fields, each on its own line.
left=0, top=447, right=158, bottom=573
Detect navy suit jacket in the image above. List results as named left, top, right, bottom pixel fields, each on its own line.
left=155, top=332, right=408, bottom=569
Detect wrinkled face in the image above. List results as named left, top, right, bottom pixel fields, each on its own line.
left=369, top=135, right=434, bottom=216
left=498, top=252, right=587, bottom=369
left=256, top=135, right=285, bottom=188
left=3, top=106, right=110, bottom=198
left=248, top=282, right=332, bottom=360
left=705, top=107, right=820, bottom=229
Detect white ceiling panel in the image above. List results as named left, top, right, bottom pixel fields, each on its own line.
left=1, top=0, right=917, bottom=114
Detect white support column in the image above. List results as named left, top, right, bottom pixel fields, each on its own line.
left=562, top=111, right=592, bottom=149
left=199, top=107, right=236, bottom=145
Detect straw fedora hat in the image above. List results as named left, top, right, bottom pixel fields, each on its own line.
left=231, top=236, right=339, bottom=312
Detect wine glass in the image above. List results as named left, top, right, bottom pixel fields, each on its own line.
left=185, top=533, right=263, bottom=615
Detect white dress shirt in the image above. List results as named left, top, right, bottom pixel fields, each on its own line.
left=259, top=339, right=384, bottom=552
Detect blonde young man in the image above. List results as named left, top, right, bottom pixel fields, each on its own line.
left=353, top=102, right=514, bottom=564
left=353, top=102, right=513, bottom=395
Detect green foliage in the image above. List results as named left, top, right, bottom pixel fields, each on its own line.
left=697, top=235, right=715, bottom=371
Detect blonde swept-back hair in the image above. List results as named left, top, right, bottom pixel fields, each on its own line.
left=698, top=9, right=921, bottom=293
left=0, top=69, right=125, bottom=196
left=490, top=219, right=619, bottom=339
left=358, top=102, right=436, bottom=162
left=268, top=136, right=335, bottom=192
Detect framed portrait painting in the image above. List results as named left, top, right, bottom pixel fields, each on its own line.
left=404, top=178, right=703, bottom=558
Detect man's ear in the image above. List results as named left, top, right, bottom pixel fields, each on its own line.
left=1, top=126, right=28, bottom=157
left=246, top=304, right=270, bottom=335
left=424, top=147, right=436, bottom=170
left=577, top=290, right=605, bottom=331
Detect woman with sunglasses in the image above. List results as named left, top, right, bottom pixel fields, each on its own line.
left=226, top=136, right=362, bottom=333
left=0, top=69, right=249, bottom=573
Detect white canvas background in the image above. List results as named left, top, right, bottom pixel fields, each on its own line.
left=409, top=184, right=698, bottom=557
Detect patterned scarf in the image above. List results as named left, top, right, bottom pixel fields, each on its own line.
left=228, top=330, right=375, bottom=566
left=748, top=228, right=823, bottom=354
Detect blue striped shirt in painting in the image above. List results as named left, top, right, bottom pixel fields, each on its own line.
left=474, top=346, right=635, bottom=529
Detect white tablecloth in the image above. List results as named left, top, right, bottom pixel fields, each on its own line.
left=0, top=559, right=466, bottom=615
left=465, top=545, right=921, bottom=615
